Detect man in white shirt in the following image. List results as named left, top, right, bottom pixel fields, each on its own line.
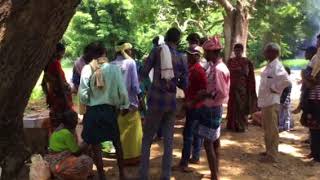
left=258, top=43, right=290, bottom=162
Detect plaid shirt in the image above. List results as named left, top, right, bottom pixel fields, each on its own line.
left=141, top=45, right=188, bottom=112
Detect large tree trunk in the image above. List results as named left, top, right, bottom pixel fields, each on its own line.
left=217, top=0, right=251, bottom=61
left=0, top=1, right=79, bottom=179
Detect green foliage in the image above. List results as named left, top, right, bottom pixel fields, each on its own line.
left=30, top=85, right=44, bottom=101
left=101, top=141, right=115, bottom=153
left=64, top=11, right=98, bottom=58
left=64, top=0, right=134, bottom=60
left=63, top=0, right=224, bottom=60
left=63, top=0, right=320, bottom=66
left=30, top=65, right=73, bottom=102
left=248, top=0, right=319, bottom=65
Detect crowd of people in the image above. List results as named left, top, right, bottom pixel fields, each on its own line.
left=40, top=27, right=320, bottom=180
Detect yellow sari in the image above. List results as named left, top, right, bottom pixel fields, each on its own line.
left=118, top=110, right=143, bottom=161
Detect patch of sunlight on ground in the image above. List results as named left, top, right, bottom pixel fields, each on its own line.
left=221, top=176, right=257, bottom=180
left=173, top=147, right=212, bottom=176
left=221, top=139, right=257, bottom=149
left=172, top=148, right=181, bottom=157
left=197, top=170, right=210, bottom=177
left=174, top=124, right=184, bottom=129
left=220, top=165, right=245, bottom=177
left=173, top=132, right=183, bottom=138
left=279, top=144, right=304, bottom=158
left=280, top=131, right=304, bottom=141
left=220, top=139, right=238, bottom=146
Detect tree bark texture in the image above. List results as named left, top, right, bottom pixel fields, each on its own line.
left=0, top=0, right=79, bottom=179
left=216, top=0, right=251, bottom=60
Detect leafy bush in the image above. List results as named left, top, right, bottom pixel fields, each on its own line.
left=30, top=85, right=44, bottom=101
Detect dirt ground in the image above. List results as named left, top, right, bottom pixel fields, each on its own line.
left=97, top=110, right=320, bottom=180
left=23, top=69, right=319, bottom=179
left=25, top=99, right=320, bottom=180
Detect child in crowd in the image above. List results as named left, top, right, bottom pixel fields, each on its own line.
left=45, top=110, right=93, bottom=180
left=279, top=67, right=293, bottom=131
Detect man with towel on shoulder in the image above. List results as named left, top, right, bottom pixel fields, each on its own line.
left=139, top=27, right=188, bottom=180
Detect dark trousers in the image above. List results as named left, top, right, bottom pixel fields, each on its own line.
left=180, top=109, right=203, bottom=166
left=139, top=110, right=175, bottom=180
left=157, top=124, right=163, bottom=138
left=310, top=129, right=320, bottom=162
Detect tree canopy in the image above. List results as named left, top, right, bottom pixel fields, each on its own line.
left=63, top=0, right=320, bottom=66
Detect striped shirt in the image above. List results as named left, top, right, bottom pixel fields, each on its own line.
left=305, top=66, right=320, bottom=100
left=280, top=84, right=292, bottom=107
left=309, top=85, right=320, bottom=100
left=140, top=45, right=188, bottom=112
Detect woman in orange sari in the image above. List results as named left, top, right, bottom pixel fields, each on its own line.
left=226, top=43, right=258, bottom=132
left=42, top=43, right=73, bottom=131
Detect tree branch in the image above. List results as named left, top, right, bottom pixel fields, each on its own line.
left=215, top=0, right=234, bottom=13
left=205, top=19, right=224, bottom=31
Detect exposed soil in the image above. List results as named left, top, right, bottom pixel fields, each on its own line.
left=25, top=98, right=320, bottom=180
left=98, top=106, right=320, bottom=180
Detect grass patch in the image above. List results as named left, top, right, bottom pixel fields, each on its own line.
left=30, top=85, right=44, bottom=101
left=61, top=57, right=74, bottom=69
left=258, top=59, right=308, bottom=70
left=282, top=59, right=308, bottom=69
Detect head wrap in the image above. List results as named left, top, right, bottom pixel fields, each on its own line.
left=115, top=42, right=133, bottom=59
left=89, top=57, right=108, bottom=88
left=202, top=36, right=223, bottom=51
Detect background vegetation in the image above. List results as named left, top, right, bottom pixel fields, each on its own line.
left=62, top=0, right=320, bottom=66
left=29, top=0, right=320, bottom=101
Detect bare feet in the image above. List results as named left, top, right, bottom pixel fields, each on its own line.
left=189, top=158, right=200, bottom=164
left=172, top=164, right=195, bottom=173
left=202, top=174, right=220, bottom=180
left=303, top=153, right=313, bottom=159
left=259, top=152, right=267, bottom=156
left=303, top=139, right=310, bottom=144
left=202, top=174, right=211, bottom=179
left=259, top=156, right=278, bottom=163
